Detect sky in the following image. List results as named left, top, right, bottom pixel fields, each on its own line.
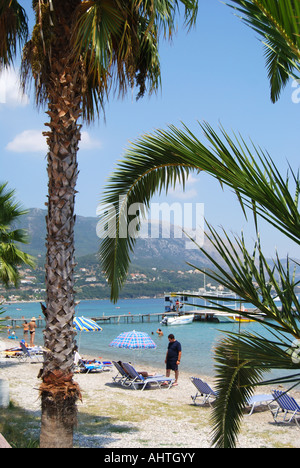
left=0, top=0, right=299, bottom=259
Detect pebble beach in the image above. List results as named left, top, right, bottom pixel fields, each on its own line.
left=1, top=338, right=300, bottom=448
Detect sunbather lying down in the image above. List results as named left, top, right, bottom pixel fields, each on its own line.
left=117, top=361, right=153, bottom=377
left=74, top=347, right=112, bottom=369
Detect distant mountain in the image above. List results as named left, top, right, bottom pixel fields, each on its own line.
left=16, top=208, right=222, bottom=270
left=19, top=208, right=99, bottom=258
left=18, top=208, right=300, bottom=277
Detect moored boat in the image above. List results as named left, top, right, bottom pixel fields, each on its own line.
left=163, top=290, right=265, bottom=324
left=161, top=313, right=195, bottom=326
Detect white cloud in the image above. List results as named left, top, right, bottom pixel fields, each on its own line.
left=0, top=67, right=29, bottom=107
left=80, top=131, right=102, bottom=150
left=6, top=130, right=47, bottom=153
left=169, top=174, right=199, bottom=200
left=6, top=129, right=102, bottom=154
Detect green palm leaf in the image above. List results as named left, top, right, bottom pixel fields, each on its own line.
left=187, top=224, right=300, bottom=335
left=26, top=0, right=199, bottom=121
left=99, top=120, right=300, bottom=447
left=0, top=0, right=28, bottom=68
left=98, top=0, right=300, bottom=449
left=228, top=0, right=300, bottom=101
left=99, top=122, right=300, bottom=301
left=0, top=183, right=35, bottom=287
left=73, top=0, right=197, bottom=120
left=182, top=223, right=300, bottom=447
left=212, top=329, right=300, bottom=448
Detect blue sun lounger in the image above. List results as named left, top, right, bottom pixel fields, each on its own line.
left=270, top=390, right=300, bottom=425
left=190, top=377, right=218, bottom=406
left=122, top=362, right=174, bottom=390
left=75, top=360, right=104, bottom=373
left=190, top=376, right=273, bottom=414
left=19, top=341, right=43, bottom=363
left=112, top=361, right=132, bottom=385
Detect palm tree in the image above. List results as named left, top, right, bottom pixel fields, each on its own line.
left=0, top=0, right=199, bottom=448
left=0, top=182, right=35, bottom=287
left=0, top=181, right=35, bottom=336
left=99, top=0, right=300, bottom=449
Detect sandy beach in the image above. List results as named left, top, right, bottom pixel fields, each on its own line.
left=1, top=337, right=300, bottom=448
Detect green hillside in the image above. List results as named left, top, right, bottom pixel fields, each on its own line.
left=2, top=208, right=298, bottom=302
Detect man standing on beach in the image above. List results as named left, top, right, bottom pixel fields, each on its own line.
left=165, top=333, right=182, bottom=386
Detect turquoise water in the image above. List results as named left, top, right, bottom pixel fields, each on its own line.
left=1, top=298, right=297, bottom=379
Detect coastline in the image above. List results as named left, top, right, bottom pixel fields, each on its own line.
left=1, top=337, right=300, bottom=448
left=2, top=294, right=165, bottom=306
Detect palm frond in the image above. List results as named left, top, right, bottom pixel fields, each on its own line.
left=71, top=0, right=198, bottom=121
left=182, top=223, right=300, bottom=447
left=212, top=328, right=300, bottom=447
left=136, top=0, right=198, bottom=36
left=99, top=160, right=197, bottom=301
left=0, top=242, right=35, bottom=287
left=0, top=182, right=36, bottom=287
left=227, top=0, right=300, bottom=101
left=0, top=183, right=29, bottom=226
left=211, top=336, right=265, bottom=448
left=99, top=122, right=300, bottom=301
left=0, top=0, right=28, bottom=68
left=187, top=223, right=300, bottom=336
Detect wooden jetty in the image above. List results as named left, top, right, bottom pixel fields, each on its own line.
left=4, top=311, right=220, bottom=329
left=91, top=312, right=164, bottom=324
left=4, top=317, right=45, bottom=329
left=91, top=310, right=217, bottom=324
left=3, top=313, right=164, bottom=328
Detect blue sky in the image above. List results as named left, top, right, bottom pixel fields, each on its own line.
left=0, top=0, right=299, bottom=259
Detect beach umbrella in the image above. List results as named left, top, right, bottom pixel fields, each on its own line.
left=73, top=316, right=103, bottom=332
left=73, top=316, right=102, bottom=350
left=109, top=330, right=156, bottom=349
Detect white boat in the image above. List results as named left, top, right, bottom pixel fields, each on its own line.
left=214, top=303, right=266, bottom=323
left=163, top=290, right=265, bottom=324
left=161, top=313, right=195, bottom=326
left=214, top=312, right=256, bottom=323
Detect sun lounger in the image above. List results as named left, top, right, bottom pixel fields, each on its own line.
left=101, top=360, right=113, bottom=370
left=246, top=394, right=273, bottom=416
left=19, top=341, right=43, bottom=363
left=112, top=360, right=132, bottom=385
left=190, top=377, right=218, bottom=406
left=75, top=357, right=112, bottom=373
left=85, top=359, right=112, bottom=372
left=79, top=361, right=104, bottom=373
left=122, top=362, right=174, bottom=390
left=270, top=390, right=300, bottom=425
left=190, top=376, right=273, bottom=414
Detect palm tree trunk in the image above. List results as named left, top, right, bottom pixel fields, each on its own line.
left=39, top=55, right=82, bottom=448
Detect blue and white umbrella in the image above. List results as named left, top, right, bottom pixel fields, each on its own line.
left=74, top=316, right=103, bottom=332
left=109, top=330, right=156, bottom=350
left=74, top=316, right=102, bottom=350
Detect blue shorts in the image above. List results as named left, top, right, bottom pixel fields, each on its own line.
left=166, top=360, right=178, bottom=371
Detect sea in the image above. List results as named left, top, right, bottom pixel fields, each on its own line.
left=1, top=297, right=297, bottom=380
